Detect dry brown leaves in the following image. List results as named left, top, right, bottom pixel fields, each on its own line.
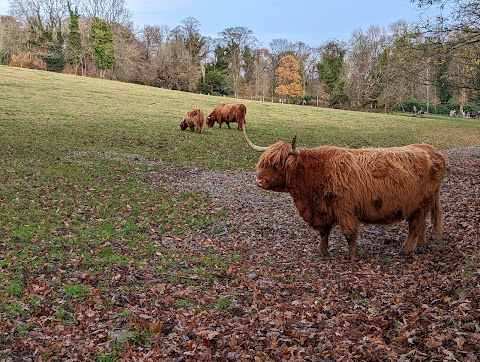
left=1, top=147, right=478, bottom=361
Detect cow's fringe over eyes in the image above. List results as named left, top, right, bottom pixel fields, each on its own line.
left=257, top=141, right=294, bottom=170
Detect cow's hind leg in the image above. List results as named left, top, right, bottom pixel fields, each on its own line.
left=416, top=209, right=428, bottom=248
left=319, top=225, right=332, bottom=257
left=402, top=207, right=427, bottom=255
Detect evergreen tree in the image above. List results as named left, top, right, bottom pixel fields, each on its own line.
left=198, top=45, right=231, bottom=96
left=66, top=3, right=81, bottom=73
left=317, top=41, right=348, bottom=106
left=214, top=44, right=229, bottom=71
left=89, top=17, right=115, bottom=78
left=43, top=31, right=66, bottom=72
left=198, top=65, right=229, bottom=96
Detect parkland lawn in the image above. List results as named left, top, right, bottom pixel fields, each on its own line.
left=0, top=65, right=479, bottom=360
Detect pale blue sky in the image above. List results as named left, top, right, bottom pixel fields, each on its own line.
left=123, top=0, right=434, bottom=46
left=0, top=0, right=436, bottom=46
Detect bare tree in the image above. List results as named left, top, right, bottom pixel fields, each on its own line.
left=9, top=0, right=68, bottom=50
left=111, top=24, right=143, bottom=82
left=269, top=38, right=293, bottom=58
left=74, top=0, right=131, bottom=24
left=413, top=0, right=480, bottom=92
left=0, top=15, right=29, bottom=64
left=10, top=0, right=68, bottom=22
left=292, top=41, right=312, bottom=95
left=414, top=0, right=480, bottom=46
left=303, top=46, right=322, bottom=101
left=8, top=0, right=70, bottom=71
left=138, top=24, right=169, bottom=61
left=252, top=48, right=272, bottom=101
left=346, top=26, right=388, bottom=108
left=180, top=17, right=206, bottom=62
left=149, top=30, right=201, bottom=92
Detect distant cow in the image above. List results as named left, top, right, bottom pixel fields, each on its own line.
left=180, top=108, right=205, bottom=134
left=207, top=103, right=246, bottom=130
left=243, top=126, right=446, bottom=261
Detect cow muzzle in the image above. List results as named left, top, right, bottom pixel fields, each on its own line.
left=255, top=178, right=268, bottom=189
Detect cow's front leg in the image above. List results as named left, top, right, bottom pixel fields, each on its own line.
left=319, top=225, right=332, bottom=256
left=344, top=233, right=358, bottom=261
left=226, top=122, right=231, bottom=129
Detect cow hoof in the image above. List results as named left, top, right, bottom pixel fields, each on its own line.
left=415, top=246, right=429, bottom=254
left=416, top=239, right=428, bottom=248
left=318, top=251, right=330, bottom=259
left=400, top=249, right=413, bottom=257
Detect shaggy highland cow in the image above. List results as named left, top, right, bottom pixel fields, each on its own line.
left=243, top=126, right=446, bottom=261
left=207, top=103, right=246, bottom=130
left=180, top=108, right=205, bottom=134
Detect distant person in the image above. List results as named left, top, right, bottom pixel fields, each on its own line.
left=413, top=105, right=417, bottom=114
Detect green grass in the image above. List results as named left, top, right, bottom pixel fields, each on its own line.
left=0, top=65, right=479, bottom=358
left=212, top=295, right=235, bottom=311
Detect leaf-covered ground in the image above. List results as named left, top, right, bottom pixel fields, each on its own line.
left=1, top=147, right=479, bottom=361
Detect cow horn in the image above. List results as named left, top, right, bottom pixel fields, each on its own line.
left=243, top=125, right=269, bottom=152
left=290, top=134, right=300, bottom=156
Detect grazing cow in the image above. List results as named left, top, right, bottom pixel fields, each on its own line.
left=207, top=103, right=246, bottom=130
left=180, top=108, right=205, bottom=134
left=243, top=126, right=446, bottom=261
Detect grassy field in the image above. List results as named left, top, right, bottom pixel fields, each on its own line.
left=1, top=65, right=479, bottom=360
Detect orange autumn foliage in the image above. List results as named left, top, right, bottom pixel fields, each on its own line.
left=275, top=54, right=303, bottom=99
left=9, top=52, right=45, bottom=70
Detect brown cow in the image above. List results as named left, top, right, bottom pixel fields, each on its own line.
left=180, top=108, right=205, bottom=134
left=243, top=126, right=446, bottom=261
left=206, top=103, right=246, bottom=130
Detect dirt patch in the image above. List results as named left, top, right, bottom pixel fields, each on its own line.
left=152, top=146, right=479, bottom=261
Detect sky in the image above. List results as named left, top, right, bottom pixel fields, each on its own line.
left=122, top=0, right=432, bottom=46
left=0, top=0, right=435, bottom=46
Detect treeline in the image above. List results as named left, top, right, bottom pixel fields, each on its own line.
left=1, top=0, right=479, bottom=113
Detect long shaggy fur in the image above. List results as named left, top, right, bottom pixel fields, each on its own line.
left=255, top=141, right=446, bottom=259
left=180, top=108, right=205, bottom=134
left=207, top=103, right=246, bottom=130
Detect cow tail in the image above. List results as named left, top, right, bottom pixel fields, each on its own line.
left=431, top=189, right=444, bottom=241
